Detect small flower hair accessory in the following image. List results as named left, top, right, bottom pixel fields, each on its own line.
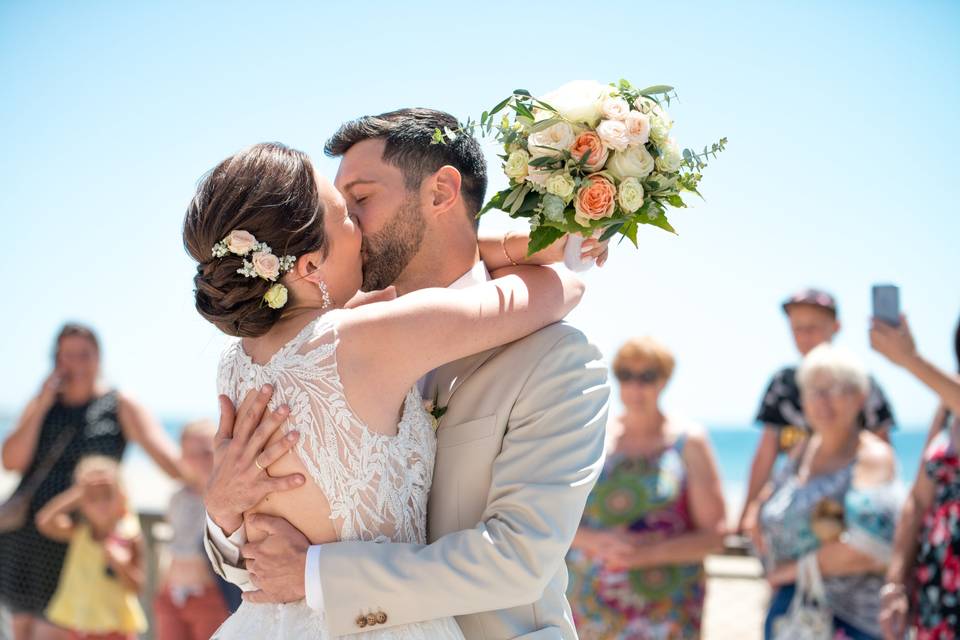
left=211, top=230, right=297, bottom=309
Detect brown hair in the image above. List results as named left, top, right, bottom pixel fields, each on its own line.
left=612, top=336, right=676, bottom=382
left=54, top=323, right=100, bottom=362
left=325, top=108, right=487, bottom=228
left=183, top=143, right=327, bottom=337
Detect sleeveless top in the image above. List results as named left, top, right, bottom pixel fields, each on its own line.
left=567, top=434, right=706, bottom=640
left=913, top=427, right=960, bottom=635
left=216, top=313, right=435, bottom=545
left=0, top=391, right=126, bottom=614
left=759, top=444, right=900, bottom=637
left=46, top=513, right=147, bottom=634
left=211, top=313, right=464, bottom=639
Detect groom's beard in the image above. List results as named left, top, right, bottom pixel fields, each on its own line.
left=360, top=196, right=426, bottom=292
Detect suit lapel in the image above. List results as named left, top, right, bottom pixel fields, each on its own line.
left=431, top=346, right=503, bottom=418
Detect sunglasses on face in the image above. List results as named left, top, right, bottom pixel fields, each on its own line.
left=615, top=369, right=661, bottom=385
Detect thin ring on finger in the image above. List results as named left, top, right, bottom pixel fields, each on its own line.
left=254, top=456, right=266, bottom=472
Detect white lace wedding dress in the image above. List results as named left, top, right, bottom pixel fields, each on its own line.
left=211, top=313, right=464, bottom=639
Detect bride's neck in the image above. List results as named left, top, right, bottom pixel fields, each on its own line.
left=241, top=306, right=326, bottom=365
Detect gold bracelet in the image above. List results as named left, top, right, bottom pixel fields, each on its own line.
left=501, top=233, right=519, bottom=266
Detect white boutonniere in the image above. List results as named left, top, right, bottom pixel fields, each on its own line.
left=422, top=395, right=448, bottom=432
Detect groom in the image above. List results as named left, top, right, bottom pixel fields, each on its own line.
left=205, top=108, right=610, bottom=639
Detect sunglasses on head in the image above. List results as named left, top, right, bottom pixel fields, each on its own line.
left=615, top=369, right=661, bottom=385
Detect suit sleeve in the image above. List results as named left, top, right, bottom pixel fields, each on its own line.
left=203, top=514, right=254, bottom=590
left=315, top=329, right=610, bottom=635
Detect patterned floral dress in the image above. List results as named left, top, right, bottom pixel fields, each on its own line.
left=913, top=427, right=960, bottom=639
left=566, top=435, right=705, bottom=639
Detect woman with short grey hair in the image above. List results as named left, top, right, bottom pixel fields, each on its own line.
left=746, top=344, right=901, bottom=639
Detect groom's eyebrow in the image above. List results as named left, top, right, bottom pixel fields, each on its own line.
left=340, top=179, right=377, bottom=192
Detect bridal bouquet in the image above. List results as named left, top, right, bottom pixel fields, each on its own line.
left=436, top=80, right=726, bottom=254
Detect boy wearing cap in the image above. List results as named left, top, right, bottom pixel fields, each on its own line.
left=737, top=288, right=896, bottom=533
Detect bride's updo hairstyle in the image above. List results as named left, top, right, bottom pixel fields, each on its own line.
left=183, top=142, right=328, bottom=338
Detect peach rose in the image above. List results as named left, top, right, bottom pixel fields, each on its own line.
left=226, top=230, right=256, bottom=255
left=574, top=175, right=617, bottom=227
left=252, top=251, right=280, bottom=281
left=569, top=132, right=609, bottom=172
left=624, top=111, right=651, bottom=146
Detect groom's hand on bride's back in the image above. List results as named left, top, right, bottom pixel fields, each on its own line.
left=206, top=385, right=306, bottom=536
left=240, top=514, right=310, bottom=604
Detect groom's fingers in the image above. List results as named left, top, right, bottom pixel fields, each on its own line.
left=242, top=590, right=272, bottom=604
left=256, top=431, right=300, bottom=469
left=246, top=405, right=291, bottom=456
left=235, top=385, right=274, bottom=443
left=215, top=395, right=236, bottom=444
left=266, top=473, right=306, bottom=495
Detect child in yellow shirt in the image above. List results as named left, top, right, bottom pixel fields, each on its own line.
left=36, top=455, right=147, bottom=640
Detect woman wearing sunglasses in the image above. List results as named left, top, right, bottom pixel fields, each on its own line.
left=566, top=337, right=727, bottom=639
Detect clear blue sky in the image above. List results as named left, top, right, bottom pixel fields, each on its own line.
left=1, top=0, right=957, bottom=428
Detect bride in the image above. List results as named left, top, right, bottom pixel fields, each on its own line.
left=182, top=142, right=585, bottom=638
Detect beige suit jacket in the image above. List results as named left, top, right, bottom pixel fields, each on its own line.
left=207, top=321, right=609, bottom=639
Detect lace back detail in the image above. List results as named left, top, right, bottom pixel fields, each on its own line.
left=216, top=314, right=436, bottom=544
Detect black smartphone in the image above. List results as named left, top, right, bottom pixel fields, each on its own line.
left=872, top=284, right=901, bottom=326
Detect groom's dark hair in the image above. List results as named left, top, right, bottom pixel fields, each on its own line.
left=325, top=108, right=487, bottom=227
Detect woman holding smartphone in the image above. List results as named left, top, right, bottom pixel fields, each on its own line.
left=0, top=324, right=183, bottom=640
left=872, top=313, right=960, bottom=639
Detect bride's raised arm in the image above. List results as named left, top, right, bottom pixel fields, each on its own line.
left=336, top=265, right=584, bottom=397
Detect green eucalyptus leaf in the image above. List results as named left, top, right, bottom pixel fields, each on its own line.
left=638, top=85, right=674, bottom=95
left=488, top=96, right=512, bottom=116
left=526, top=226, right=565, bottom=256
left=599, top=223, right=624, bottom=242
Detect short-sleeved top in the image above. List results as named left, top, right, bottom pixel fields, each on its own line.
left=756, top=366, right=895, bottom=452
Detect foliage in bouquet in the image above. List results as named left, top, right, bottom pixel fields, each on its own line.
left=435, top=80, right=726, bottom=254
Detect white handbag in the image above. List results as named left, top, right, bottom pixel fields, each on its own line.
left=773, top=553, right=834, bottom=640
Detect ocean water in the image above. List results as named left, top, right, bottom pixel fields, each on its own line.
left=0, top=417, right=931, bottom=515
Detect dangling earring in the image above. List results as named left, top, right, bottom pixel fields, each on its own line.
left=318, top=280, right=332, bottom=311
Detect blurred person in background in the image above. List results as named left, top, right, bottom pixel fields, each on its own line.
left=739, top=289, right=896, bottom=533
left=872, top=315, right=960, bottom=639
left=153, top=419, right=230, bottom=640
left=566, top=337, right=726, bottom=639
left=0, top=324, right=182, bottom=640
left=35, top=455, right=147, bottom=640
left=751, top=344, right=901, bottom=640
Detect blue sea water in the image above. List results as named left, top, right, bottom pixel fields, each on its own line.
left=0, top=416, right=931, bottom=510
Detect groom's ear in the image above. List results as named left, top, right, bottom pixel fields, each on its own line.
left=428, top=165, right=462, bottom=218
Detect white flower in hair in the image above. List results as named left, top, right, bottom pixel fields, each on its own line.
left=211, top=229, right=298, bottom=308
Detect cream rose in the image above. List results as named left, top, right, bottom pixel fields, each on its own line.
left=624, top=111, right=651, bottom=146
left=618, top=177, right=645, bottom=213
left=574, top=175, right=617, bottom=227
left=545, top=173, right=576, bottom=199
left=225, top=230, right=256, bottom=255
left=600, top=96, right=630, bottom=121
left=252, top=251, right=281, bottom=281
left=654, top=138, right=683, bottom=173
left=504, top=150, right=530, bottom=181
left=606, top=146, right=655, bottom=181
left=539, top=80, right=607, bottom=127
left=527, top=121, right=576, bottom=158
left=596, top=120, right=630, bottom=152
left=649, top=112, right=672, bottom=143
left=569, top=131, right=609, bottom=172
left=263, top=283, right=288, bottom=309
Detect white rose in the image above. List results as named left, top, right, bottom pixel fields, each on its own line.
left=649, top=112, right=672, bottom=143
left=525, top=167, right=551, bottom=191
left=527, top=121, right=576, bottom=158
left=600, top=96, right=630, bottom=121
left=617, top=178, right=645, bottom=213
left=539, top=80, right=608, bottom=127
left=504, top=150, right=530, bottom=181
left=596, top=120, right=630, bottom=152
left=545, top=173, right=576, bottom=200
left=623, top=111, right=651, bottom=146
left=606, top=146, right=655, bottom=181
left=654, top=138, right=683, bottom=173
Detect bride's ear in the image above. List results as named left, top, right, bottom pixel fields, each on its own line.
left=296, top=250, right=327, bottom=283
